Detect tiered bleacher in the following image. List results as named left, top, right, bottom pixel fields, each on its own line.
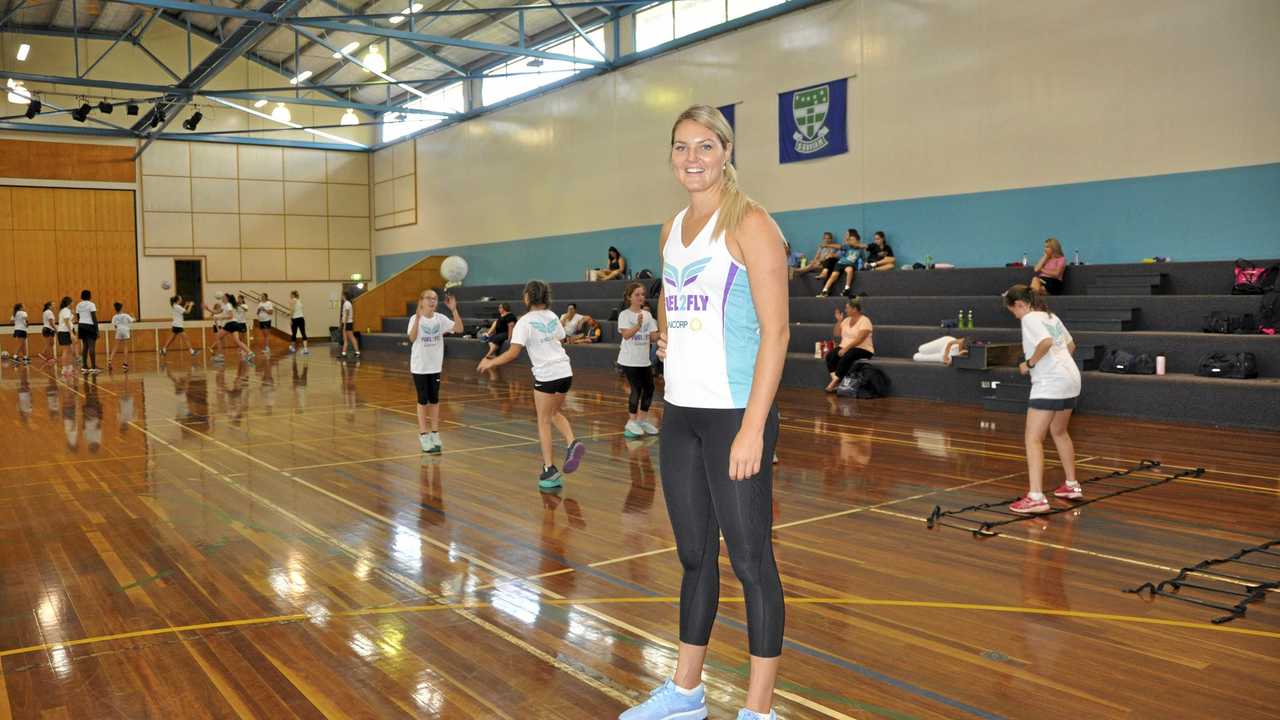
left=357, top=260, right=1280, bottom=429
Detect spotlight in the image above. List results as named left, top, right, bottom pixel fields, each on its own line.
left=150, top=109, right=165, bottom=128
left=340, top=107, right=359, bottom=126
left=182, top=111, right=203, bottom=131
left=71, top=102, right=91, bottom=122
left=98, top=100, right=113, bottom=114
left=126, top=103, right=139, bottom=116
left=24, top=99, right=40, bottom=119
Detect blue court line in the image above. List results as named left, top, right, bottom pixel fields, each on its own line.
left=331, top=466, right=1006, bottom=720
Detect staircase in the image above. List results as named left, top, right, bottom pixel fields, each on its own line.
left=351, top=255, right=447, bottom=334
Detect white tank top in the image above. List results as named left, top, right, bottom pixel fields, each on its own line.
left=662, top=208, right=759, bottom=409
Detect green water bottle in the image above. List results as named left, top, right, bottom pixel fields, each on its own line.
left=926, top=254, right=934, bottom=268
left=957, top=310, right=964, bottom=328
left=967, top=309, right=974, bottom=328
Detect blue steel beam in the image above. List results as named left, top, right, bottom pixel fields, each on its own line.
left=0, top=25, right=127, bottom=42
left=108, top=0, right=638, bottom=21
left=81, top=13, right=147, bottom=78
left=290, top=18, right=603, bottom=64
left=308, top=0, right=467, bottom=79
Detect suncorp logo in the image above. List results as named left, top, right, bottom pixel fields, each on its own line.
left=667, top=318, right=703, bottom=332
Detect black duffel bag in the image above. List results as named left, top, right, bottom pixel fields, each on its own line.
left=1196, top=352, right=1258, bottom=379
left=1099, top=349, right=1156, bottom=375
left=1202, top=311, right=1257, bottom=334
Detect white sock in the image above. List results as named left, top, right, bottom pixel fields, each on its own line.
left=671, top=682, right=701, bottom=696
left=1028, top=492, right=1046, bottom=500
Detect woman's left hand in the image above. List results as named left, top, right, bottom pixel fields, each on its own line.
left=1019, top=362, right=1030, bottom=376
left=728, top=428, right=763, bottom=481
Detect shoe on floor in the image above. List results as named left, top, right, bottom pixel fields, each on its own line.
left=419, top=433, right=433, bottom=453
left=1053, top=483, right=1083, bottom=500
left=427, top=432, right=442, bottom=454
left=539, top=465, right=563, bottom=490
left=563, top=440, right=585, bottom=474
left=624, top=420, right=644, bottom=439
left=737, top=710, right=777, bottom=720
left=638, top=420, right=660, bottom=435
left=302, top=348, right=310, bottom=355
left=1009, top=495, right=1051, bottom=514
left=619, top=680, right=706, bottom=720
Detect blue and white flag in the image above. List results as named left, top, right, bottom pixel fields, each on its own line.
left=778, top=78, right=848, bottom=163
left=718, top=103, right=736, bottom=165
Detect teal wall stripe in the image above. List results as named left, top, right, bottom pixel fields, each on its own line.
left=376, top=162, right=1280, bottom=285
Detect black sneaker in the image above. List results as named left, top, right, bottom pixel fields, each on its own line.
left=538, top=465, right=563, bottom=490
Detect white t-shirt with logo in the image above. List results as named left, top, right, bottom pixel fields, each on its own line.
left=112, top=313, right=135, bottom=339
left=562, top=313, right=585, bottom=336
left=257, top=302, right=273, bottom=323
left=171, top=303, right=186, bottom=328
left=408, top=311, right=453, bottom=375
left=42, top=309, right=55, bottom=331
left=617, top=308, right=657, bottom=367
left=57, top=307, right=73, bottom=332
left=12, top=310, right=27, bottom=331
left=75, top=300, right=97, bottom=325
left=510, top=309, right=572, bottom=382
left=1021, top=311, right=1081, bottom=400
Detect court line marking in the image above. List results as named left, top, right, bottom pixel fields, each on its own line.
left=3, top=595, right=1274, bottom=662
left=281, top=440, right=538, bottom=471
left=37, top=367, right=637, bottom=706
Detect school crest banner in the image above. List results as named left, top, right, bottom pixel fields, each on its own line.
left=778, top=78, right=848, bottom=163
left=718, top=103, right=736, bottom=165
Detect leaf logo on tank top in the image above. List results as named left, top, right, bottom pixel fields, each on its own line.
left=662, top=258, right=712, bottom=315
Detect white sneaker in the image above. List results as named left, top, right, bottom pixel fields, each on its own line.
left=638, top=420, right=660, bottom=435
left=624, top=421, right=644, bottom=438
left=427, top=432, right=442, bottom=454
left=419, top=434, right=432, bottom=453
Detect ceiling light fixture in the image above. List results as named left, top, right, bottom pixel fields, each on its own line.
left=340, top=107, right=359, bottom=126
left=333, top=41, right=359, bottom=59
left=16, top=43, right=30, bottom=61
left=289, top=70, right=313, bottom=85
left=270, top=102, right=291, bottom=123
left=126, top=103, right=139, bottom=115
left=71, top=102, right=92, bottom=122
left=150, top=109, right=165, bottom=128
left=182, top=111, right=203, bottom=131
left=98, top=100, right=114, bottom=113
left=363, top=45, right=386, bottom=73
left=253, top=98, right=268, bottom=108
left=6, top=80, right=31, bottom=105
left=409, top=3, right=423, bottom=12
left=388, top=14, right=404, bottom=24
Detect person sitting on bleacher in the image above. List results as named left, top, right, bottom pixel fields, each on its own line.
left=1030, top=237, right=1067, bottom=295
left=595, top=246, right=627, bottom=281
left=913, top=336, right=969, bottom=365
left=561, top=303, right=585, bottom=336
left=482, top=302, right=517, bottom=359
left=824, top=297, right=875, bottom=392
left=564, top=315, right=603, bottom=344
left=817, top=229, right=868, bottom=297
left=866, top=231, right=895, bottom=271
left=798, top=231, right=843, bottom=277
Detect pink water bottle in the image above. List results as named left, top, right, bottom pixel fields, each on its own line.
left=1156, top=355, right=1166, bottom=375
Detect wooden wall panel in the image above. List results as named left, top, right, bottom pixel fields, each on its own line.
left=13, top=230, right=59, bottom=311
left=0, top=140, right=135, bottom=183
left=0, top=188, right=11, bottom=229
left=94, top=190, right=135, bottom=231
left=55, top=189, right=98, bottom=231
left=0, top=229, right=14, bottom=318
left=11, top=188, right=57, bottom=230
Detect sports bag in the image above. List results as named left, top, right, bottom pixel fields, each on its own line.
left=1201, top=311, right=1257, bottom=334
left=1099, top=349, right=1156, bottom=374
left=1259, top=289, right=1279, bottom=335
left=1196, top=352, right=1258, bottom=379
left=1232, top=259, right=1279, bottom=295
left=836, top=361, right=891, bottom=398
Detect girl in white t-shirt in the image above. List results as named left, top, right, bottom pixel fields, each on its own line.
left=9, top=303, right=29, bottom=364
left=39, top=301, right=56, bottom=362
left=75, top=289, right=100, bottom=373
left=339, top=292, right=360, bottom=359
left=255, top=293, right=275, bottom=354
left=408, top=289, right=463, bottom=454
left=1003, top=284, right=1081, bottom=515
left=160, top=295, right=197, bottom=357
left=107, top=302, right=135, bottom=371
left=288, top=290, right=309, bottom=355
left=617, top=282, right=660, bottom=438
left=477, top=280, right=585, bottom=490
left=56, top=296, right=75, bottom=372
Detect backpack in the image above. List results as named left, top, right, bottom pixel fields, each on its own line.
left=836, top=361, right=891, bottom=398
left=1196, top=352, right=1258, bottom=379
left=1099, top=349, right=1156, bottom=375
left=635, top=269, right=654, bottom=280
left=1232, top=259, right=1279, bottom=295
left=1259, top=289, right=1279, bottom=336
left=1201, top=311, right=1257, bottom=334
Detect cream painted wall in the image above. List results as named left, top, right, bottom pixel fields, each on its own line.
left=374, top=0, right=1280, bottom=258
left=1, top=22, right=373, bottom=146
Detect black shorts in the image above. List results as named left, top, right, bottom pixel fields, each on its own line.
left=257, top=320, right=272, bottom=330
left=78, top=323, right=98, bottom=341
left=57, top=331, right=72, bottom=346
left=821, top=257, right=840, bottom=273
left=13, top=330, right=27, bottom=339
left=412, top=372, right=441, bottom=405
left=223, top=322, right=244, bottom=334
left=344, top=322, right=354, bottom=332
left=1028, top=396, right=1077, bottom=411
left=42, top=327, right=54, bottom=338
left=533, top=376, right=573, bottom=395
left=171, top=326, right=185, bottom=334
left=1037, top=275, right=1064, bottom=295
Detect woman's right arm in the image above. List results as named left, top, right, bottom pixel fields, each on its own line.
left=1034, top=253, right=1049, bottom=273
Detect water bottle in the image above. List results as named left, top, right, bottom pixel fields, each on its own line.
left=925, top=254, right=934, bottom=268
left=1155, top=355, right=1166, bottom=375
left=1022, top=252, right=1028, bottom=266
left=957, top=310, right=964, bottom=328
left=1073, top=250, right=1080, bottom=266
left=967, top=309, right=974, bottom=328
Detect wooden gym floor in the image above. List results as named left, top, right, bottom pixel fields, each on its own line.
left=0, top=349, right=1277, bottom=719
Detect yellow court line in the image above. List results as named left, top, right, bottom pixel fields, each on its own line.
left=3, top=595, right=1275, bottom=662
left=282, top=439, right=539, bottom=472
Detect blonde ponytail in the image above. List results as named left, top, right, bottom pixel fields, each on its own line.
left=671, top=105, right=758, bottom=241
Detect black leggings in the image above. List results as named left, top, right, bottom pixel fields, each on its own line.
left=621, top=365, right=655, bottom=414
left=825, top=347, right=873, bottom=377
left=412, top=372, right=440, bottom=405
left=291, top=317, right=307, bottom=341
left=659, top=402, right=783, bottom=657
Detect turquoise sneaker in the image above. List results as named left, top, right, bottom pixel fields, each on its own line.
left=619, top=680, right=706, bottom=720
left=736, top=710, right=777, bottom=720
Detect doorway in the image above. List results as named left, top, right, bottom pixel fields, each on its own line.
left=175, top=259, right=204, bottom=320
